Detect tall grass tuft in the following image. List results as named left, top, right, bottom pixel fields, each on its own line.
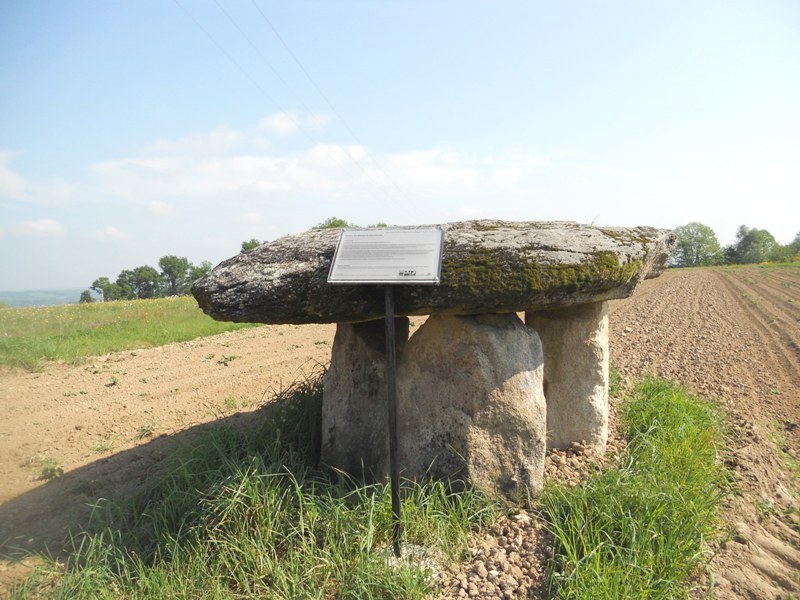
left=542, top=378, right=730, bottom=599
left=11, top=372, right=497, bottom=599
left=0, top=296, right=256, bottom=370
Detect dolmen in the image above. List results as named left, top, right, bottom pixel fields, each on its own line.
left=193, top=220, right=675, bottom=500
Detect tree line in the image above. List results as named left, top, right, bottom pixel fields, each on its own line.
left=81, top=256, right=213, bottom=303
left=672, top=223, right=800, bottom=267
left=80, top=217, right=362, bottom=303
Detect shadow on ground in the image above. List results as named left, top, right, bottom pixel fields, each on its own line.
left=0, top=403, right=297, bottom=564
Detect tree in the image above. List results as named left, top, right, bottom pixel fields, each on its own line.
left=671, top=222, right=722, bottom=267
left=241, top=239, right=262, bottom=253
left=159, top=255, right=191, bottom=296
left=189, top=260, right=212, bottom=283
left=767, top=244, right=795, bottom=263
left=91, top=277, right=125, bottom=302
left=115, top=270, right=135, bottom=300
left=79, top=290, right=95, bottom=304
left=726, top=225, right=778, bottom=264
left=117, top=266, right=162, bottom=299
left=313, top=216, right=355, bottom=229
left=790, top=232, right=800, bottom=254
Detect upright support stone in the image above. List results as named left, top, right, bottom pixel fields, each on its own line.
left=396, top=313, right=546, bottom=499
left=321, top=318, right=409, bottom=480
left=525, top=301, right=609, bottom=451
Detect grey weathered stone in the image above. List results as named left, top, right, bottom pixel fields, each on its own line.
left=192, top=220, right=676, bottom=324
left=321, top=318, right=409, bottom=479
left=525, top=302, right=609, bottom=451
left=396, top=313, right=546, bottom=499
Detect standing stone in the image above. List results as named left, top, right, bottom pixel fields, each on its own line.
left=396, top=313, right=546, bottom=499
left=525, top=301, right=609, bottom=451
left=321, top=318, right=409, bottom=480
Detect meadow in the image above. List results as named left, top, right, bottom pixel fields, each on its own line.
left=0, top=296, right=256, bottom=371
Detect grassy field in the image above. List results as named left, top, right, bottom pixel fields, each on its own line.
left=542, top=379, right=730, bottom=598
left=0, top=296, right=256, bottom=370
left=10, top=376, right=730, bottom=599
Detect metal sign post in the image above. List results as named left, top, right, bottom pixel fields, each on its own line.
left=383, top=284, right=401, bottom=557
left=328, top=227, right=444, bottom=558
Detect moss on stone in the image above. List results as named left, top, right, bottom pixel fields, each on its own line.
left=441, top=248, right=643, bottom=300
left=598, top=227, right=658, bottom=246
left=470, top=223, right=501, bottom=231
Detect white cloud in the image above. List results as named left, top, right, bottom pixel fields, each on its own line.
left=91, top=226, right=129, bottom=240
left=0, top=151, right=76, bottom=205
left=87, top=139, right=578, bottom=219
left=149, top=200, right=174, bottom=216
left=14, top=218, right=65, bottom=237
left=243, top=212, right=262, bottom=223
left=0, top=151, right=26, bottom=198
left=258, top=111, right=330, bottom=136
left=86, top=119, right=583, bottom=212
left=382, top=149, right=481, bottom=190
left=143, top=127, right=246, bottom=156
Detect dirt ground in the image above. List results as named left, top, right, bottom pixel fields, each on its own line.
left=1, top=267, right=799, bottom=597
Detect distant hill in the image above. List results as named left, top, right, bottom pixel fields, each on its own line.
left=0, top=288, right=86, bottom=307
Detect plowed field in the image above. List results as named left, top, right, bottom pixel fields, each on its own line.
left=610, top=266, right=800, bottom=598
left=1, top=266, right=799, bottom=597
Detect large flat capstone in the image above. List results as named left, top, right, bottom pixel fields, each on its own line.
left=192, top=220, right=675, bottom=324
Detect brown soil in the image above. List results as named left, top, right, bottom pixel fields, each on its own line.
left=1, top=267, right=799, bottom=597
left=609, top=268, right=800, bottom=599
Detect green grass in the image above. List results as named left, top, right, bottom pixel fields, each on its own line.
left=10, top=372, right=497, bottom=599
left=541, top=378, right=730, bottom=599
left=9, top=375, right=734, bottom=599
left=0, top=296, right=256, bottom=370
left=37, top=456, right=64, bottom=481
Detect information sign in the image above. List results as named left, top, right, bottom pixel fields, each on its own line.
left=326, top=226, right=444, bottom=558
left=327, top=227, right=444, bottom=284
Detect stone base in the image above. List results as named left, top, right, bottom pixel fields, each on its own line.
left=397, top=313, right=546, bottom=500
left=525, top=301, right=609, bottom=451
left=320, top=318, right=409, bottom=480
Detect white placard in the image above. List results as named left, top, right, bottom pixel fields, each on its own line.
left=327, top=227, right=444, bottom=284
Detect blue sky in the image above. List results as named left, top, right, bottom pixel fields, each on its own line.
left=2, top=1, right=799, bottom=291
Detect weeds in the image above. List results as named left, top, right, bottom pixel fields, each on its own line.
left=12, top=372, right=497, bottom=598
left=135, top=423, right=156, bottom=440
left=542, top=378, right=730, bottom=598
left=90, top=438, right=115, bottom=453
left=37, top=456, right=64, bottom=480
left=608, top=362, right=624, bottom=397
left=217, top=355, right=237, bottom=366
left=756, top=499, right=779, bottom=519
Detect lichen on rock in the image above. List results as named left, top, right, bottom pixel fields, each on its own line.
left=192, top=220, right=675, bottom=324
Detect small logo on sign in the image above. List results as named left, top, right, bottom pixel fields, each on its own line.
left=398, top=269, right=417, bottom=276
